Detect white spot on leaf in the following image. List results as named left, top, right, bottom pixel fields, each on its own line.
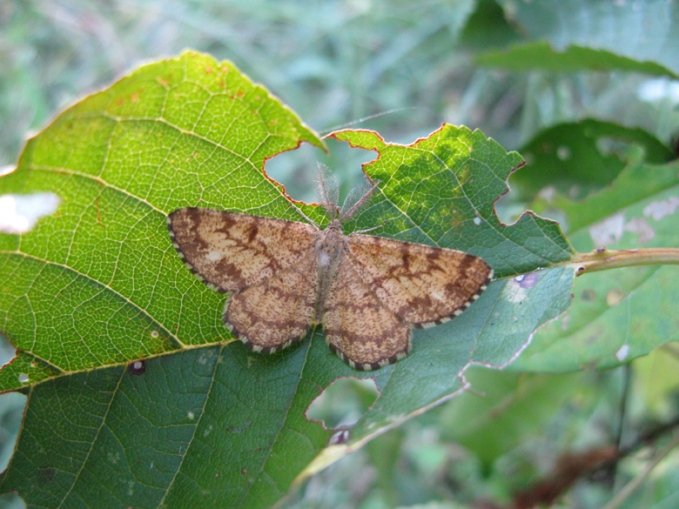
left=616, top=344, right=630, bottom=362
left=560, top=312, right=571, bottom=331
left=557, top=146, right=571, bottom=160
left=198, top=351, right=214, bottom=365
left=624, top=217, right=655, bottom=243
left=505, top=273, right=539, bottom=302
left=606, top=289, right=625, bottom=306
left=589, top=213, right=624, bottom=248
left=514, top=273, right=539, bottom=289
left=643, top=196, right=679, bottom=221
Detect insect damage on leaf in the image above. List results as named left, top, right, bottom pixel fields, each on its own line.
left=167, top=167, right=492, bottom=370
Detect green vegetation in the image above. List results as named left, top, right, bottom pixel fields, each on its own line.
left=1, top=1, right=678, bottom=508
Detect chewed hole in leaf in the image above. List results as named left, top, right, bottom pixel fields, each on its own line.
left=0, top=334, right=15, bottom=367
left=594, top=136, right=633, bottom=158
left=264, top=138, right=376, bottom=204
left=0, top=193, right=60, bottom=234
left=0, top=165, right=15, bottom=177
left=0, top=392, right=25, bottom=471
left=306, top=377, right=378, bottom=430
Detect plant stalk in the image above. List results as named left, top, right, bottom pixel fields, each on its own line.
left=567, top=247, right=679, bottom=276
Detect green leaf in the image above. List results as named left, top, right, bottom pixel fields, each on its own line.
left=513, top=119, right=674, bottom=201
left=477, top=41, right=679, bottom=78
left=634, top=345, right=679, bottom=415
left=0, top=51, right=323, bottom=381
left=492, top=0, right=679, bottom=77
left=512, top=156, right=679, bottom=373
left=439, top=367, right=582, bottom=466
left=0, top=52, right=574, bottom=506
left=330, top=129, right=573, bottom=278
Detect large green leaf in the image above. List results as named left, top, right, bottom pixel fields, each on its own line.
left=477, top=41, right=679, bottom=78
left=0, top=52, right=574, bottom=507
left=0, top=51, right=323, bottom=384
left=512, top=119, right=673, bottom=201
left=513, top=154, right=679, bottom=372
left=439, top=367, right=583, bottom=466
left=488, top=0, right=679, bottom=77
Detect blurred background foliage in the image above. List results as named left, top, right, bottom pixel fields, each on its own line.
left=1, top=0, right=679, bottom=508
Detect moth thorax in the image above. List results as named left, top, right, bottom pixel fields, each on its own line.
left=315, top=223, right=346, bottom=268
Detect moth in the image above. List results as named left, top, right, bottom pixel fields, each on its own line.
left=167, top=170, right=492, bottom=370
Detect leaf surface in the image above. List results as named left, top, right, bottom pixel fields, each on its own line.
left=512, top=119, right=673, bottom=201
left=477, top=41, right=679, bottom=78
left=485, top=0, right=679, bottom=77
left=0, top=52, right=574, bottom=507
left=513, top=149, right=679, bottom=372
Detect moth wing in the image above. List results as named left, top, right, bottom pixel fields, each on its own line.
left=168, top=208, right=316, bottom=292
left=346, top=234, right=492, bottom=327
left=322, top=258, right=411, bottom=370
left=225, top=249, right=318, bottom=353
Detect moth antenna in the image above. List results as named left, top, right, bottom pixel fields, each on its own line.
left=315, top=163, right=340, bottom=219
left=340, top=184, right=365, bottom=216
left=340, top=179, right=380, bottom=221
left=319, top=107, right=425, bottom=135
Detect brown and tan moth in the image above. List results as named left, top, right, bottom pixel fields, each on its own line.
left=167, top=169, right=492, bottom=370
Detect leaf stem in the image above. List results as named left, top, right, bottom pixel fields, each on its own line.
left=568, top=247, right=679, bottom=276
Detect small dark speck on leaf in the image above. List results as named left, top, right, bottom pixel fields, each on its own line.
left=128, top=360, right=146, bottom=375
left=581, top=289, right=596, bottom=301
left=39, top=468, right=55, bottom=484
left=329, top=429, right=350, bottom=445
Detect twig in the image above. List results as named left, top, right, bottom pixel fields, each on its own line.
left=508, top=415, right=679, bottom=509
left=566, top=247, right=679, bottom=276
left=601, top=434, right=679, bottom=509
